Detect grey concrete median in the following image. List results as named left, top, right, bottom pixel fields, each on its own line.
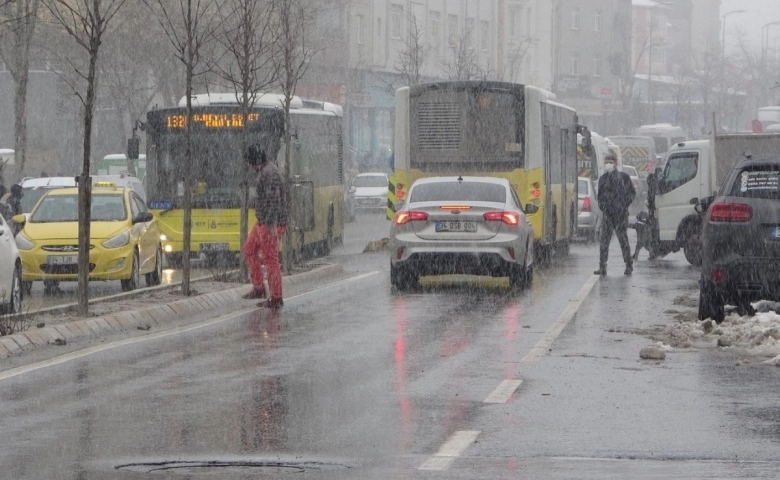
left=0, top=263, right=343, bottom=358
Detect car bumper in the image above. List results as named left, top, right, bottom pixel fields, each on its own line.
left=390, top=234, right=526, bottom=276
left=705, top=257, right=780, bottom=302
left=19, top=244, right=136, bottom=282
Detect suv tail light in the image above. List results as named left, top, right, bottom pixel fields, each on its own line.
left=483, top=211, right=520, bottom=225
left=394, top=210, right=428, bottom=225
left=582, top=196, right=591, bottom=213
left=709, top=203, right=752, bottom=222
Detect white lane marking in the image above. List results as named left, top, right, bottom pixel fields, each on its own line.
left=418, top=430, right=480, bottom=471
left=483, top=379, right=523, bottom=404
left=522, top=274, right=600, bottom=363
left=0, top=272, right=379, bottom=383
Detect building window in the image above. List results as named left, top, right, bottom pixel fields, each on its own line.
left=653, top=47, right=666, bottom=65
left=571, top=7, right=579, bottom=30
left=391, top=4, right=402, bottom=39
left=448, top=14, right=458, bottom=46
left=356, top=14, right=364, bottom=44
left=466, top=17, right=475, bottom=48
left=480, top=20, right=489, bottom=51
left=509, top=7, right=521, bottom=40
left=593, top=54, right=601, bottom=77
left=594, top=10, right=602, bottom=32
left=570, top=53, right=579, bottom=75
left=430, top=11, right=441, bottom=52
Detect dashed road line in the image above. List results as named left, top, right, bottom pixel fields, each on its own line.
left=418, top=430, right=480, bottom=471
left=522, top=274, right=600, bottom=362
left=483, top=379, right=523, bottom=403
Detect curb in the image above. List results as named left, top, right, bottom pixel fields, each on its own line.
left=0, top=263, right=344, bottom=358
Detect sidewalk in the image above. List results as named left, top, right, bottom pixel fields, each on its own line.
left=0, top=263, right=343, bottom=358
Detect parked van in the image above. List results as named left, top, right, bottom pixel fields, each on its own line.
left=608, top=135, right=657, bottom=178
left=634, top=124, right=686, bottom=162
left=19, top=173, right=145, bottom=213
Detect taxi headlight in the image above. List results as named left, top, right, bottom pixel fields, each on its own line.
left=102, top=231, right=130, bottom=249
left=15, top=234, right=35, bottom=250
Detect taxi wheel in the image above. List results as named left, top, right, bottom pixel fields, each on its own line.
left=145, top=246, right=162, bottom=286
left=22, top=281, right=32, bottom=295
left=121, top=251, right=140, bottom=292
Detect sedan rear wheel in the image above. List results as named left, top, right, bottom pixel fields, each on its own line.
left=391, top=262, right=419, bottom=292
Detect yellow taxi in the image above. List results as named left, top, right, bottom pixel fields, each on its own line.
left=13, top=184, right=163, bottom=292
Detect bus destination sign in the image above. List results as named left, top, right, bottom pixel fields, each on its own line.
left=166, top=113, right=261, bottom=129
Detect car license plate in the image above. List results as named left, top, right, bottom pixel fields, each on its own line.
left=772, top=227, right=780, bottom=239
left=435, top=221, right=477, bottom=233
left=47, top=255, right=78, bottom=265
left=200, top=243, right=229, bottom=252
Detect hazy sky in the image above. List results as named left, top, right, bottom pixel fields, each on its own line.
left=722, top=0, right=780, bottom=54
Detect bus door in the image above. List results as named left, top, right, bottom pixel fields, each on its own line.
left=543, top=126, right=554, bottom=244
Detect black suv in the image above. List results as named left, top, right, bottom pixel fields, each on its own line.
left=698, top=158, right=780, bottom=323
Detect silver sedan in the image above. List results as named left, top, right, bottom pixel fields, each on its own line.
left=389, top=176, right=537, bottom=291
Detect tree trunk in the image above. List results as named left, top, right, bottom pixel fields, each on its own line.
left=239, top=94, right=250, bottom=284
left=182, top=62, right=193, bottom=296
left=77, top=46, right=99, bottom=316
left=13, top=72, right=29, bottom=183
left=282, top=97, right=292, bottom=274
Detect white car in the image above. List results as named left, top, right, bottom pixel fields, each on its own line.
left=389, top=176, right=537, bottom=291
left=622, top=165, right=642, bottom=203
left=0, top=212, right=22, bottom=314
left=352, top=173, right=389, bottom=211
left=20, top=173, right=146, bottom=213
left=577, top=177, right=601, bottom=242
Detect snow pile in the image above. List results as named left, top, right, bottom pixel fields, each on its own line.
left=659, top=303, right=780, bottom=358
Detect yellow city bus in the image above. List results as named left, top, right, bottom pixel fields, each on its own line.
left=388, top=81, right=584, bottom=258
left=145, top=93, right=344, bottom=266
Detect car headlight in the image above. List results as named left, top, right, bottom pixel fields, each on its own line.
left=102, top=231, right=130, bottom=249
left=15, top=234, right=35, bottom=250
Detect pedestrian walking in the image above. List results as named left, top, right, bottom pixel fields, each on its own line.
left=241, top=145, right=288, bottom=308
left=594, top=154, right=635, bottom=276
left=0, top=184, right=23, bottom=234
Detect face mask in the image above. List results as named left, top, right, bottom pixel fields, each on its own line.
left=605, top=163, right=615, bottom=173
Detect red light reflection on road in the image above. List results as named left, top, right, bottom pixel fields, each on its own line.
left=503, top=303, right=520, bottom=380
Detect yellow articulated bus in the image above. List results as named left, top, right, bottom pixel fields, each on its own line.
left=388, top=81, right=585, bottom=259
left=145, top=93, right=344, bottom=266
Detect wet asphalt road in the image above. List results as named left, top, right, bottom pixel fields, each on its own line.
left=2, top=213, right=780, bottom=479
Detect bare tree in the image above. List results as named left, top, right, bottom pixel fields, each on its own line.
left=440, top=22, right=482, bottom=81
left=0, top=0, right=40, bottom=183
left=503, top=37, right=536, bottom=83
left=211, top=0, right=276, bottom=282
left=270, top=0, right=319, bottom=270
left=43, top=0, right=127, bottom=315
left=394, top=10, right=429, bottom=88
left=143, top=0, right=221, bottom=296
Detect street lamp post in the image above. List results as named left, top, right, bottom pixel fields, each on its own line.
left=720, top=10, right=745, bottom=130
left=761, top=21, right=780, bottom=66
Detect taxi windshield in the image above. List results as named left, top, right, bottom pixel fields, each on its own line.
left=30, top=194, right=127, bottom=223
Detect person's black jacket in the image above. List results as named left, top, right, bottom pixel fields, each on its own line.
left=597, top=170, right=635, bottom=219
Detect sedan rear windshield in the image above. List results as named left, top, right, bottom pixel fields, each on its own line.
left=352, top=176, right=388, bottom=188
left=578, top=179, right=590, bottom=194
left=30, top=194, right=127, bottom=223
left=727, top=167, right=780, bottom=199
left=410, top=182, right=506, bottom=203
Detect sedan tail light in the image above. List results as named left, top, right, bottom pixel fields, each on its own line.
left=709, top=203, right=752, bottom=222
left=582, top=196, right=591, bottom=213
left=483, top=211, right=520, bottom=226
left=394, top=210, right=428, bottom=225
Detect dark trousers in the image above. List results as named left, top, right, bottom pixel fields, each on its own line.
left=600, top=213, right=632, bottom=267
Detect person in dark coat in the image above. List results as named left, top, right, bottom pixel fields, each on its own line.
left=594, top=154, right=636, bottom=276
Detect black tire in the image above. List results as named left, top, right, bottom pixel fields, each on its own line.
left=509, top=263, right=532, bottom=290
left=683, top=237, right=702, bottom=266
left=390, top=262, right=419, bottom=292
left=145, top=246, right=163, bottom=286
left=43, top=279, right=60, bottom=295
left=3, top=263, right=22, bottom=315
left=322, top=209, right=334, bottom=256
left=121, top=251, right=140, bottom=292
left=698, top=278, right=725, bottom=324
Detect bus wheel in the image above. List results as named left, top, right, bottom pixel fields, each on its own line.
left=322, top=209, right=334, bottom=256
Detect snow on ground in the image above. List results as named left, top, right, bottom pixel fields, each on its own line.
left=655, top=299, right=780, bottom=363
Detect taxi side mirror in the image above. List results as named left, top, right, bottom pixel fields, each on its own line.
left=133, top=212, right=153, bottom=224
left=12, top=214, right=25, bottom=225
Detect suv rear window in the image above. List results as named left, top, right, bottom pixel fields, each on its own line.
left=410, top=182, right=507, bottom=203
left=727, top=167, right=780, bottom=199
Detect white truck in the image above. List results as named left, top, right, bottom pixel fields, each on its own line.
left=654, top=132, right=780, bottom=265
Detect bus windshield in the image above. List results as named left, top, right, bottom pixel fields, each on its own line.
left=410, top=86, right=524, bottom=171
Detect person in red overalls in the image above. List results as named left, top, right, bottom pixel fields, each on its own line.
left=242, top=145, right=288, bottom=308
